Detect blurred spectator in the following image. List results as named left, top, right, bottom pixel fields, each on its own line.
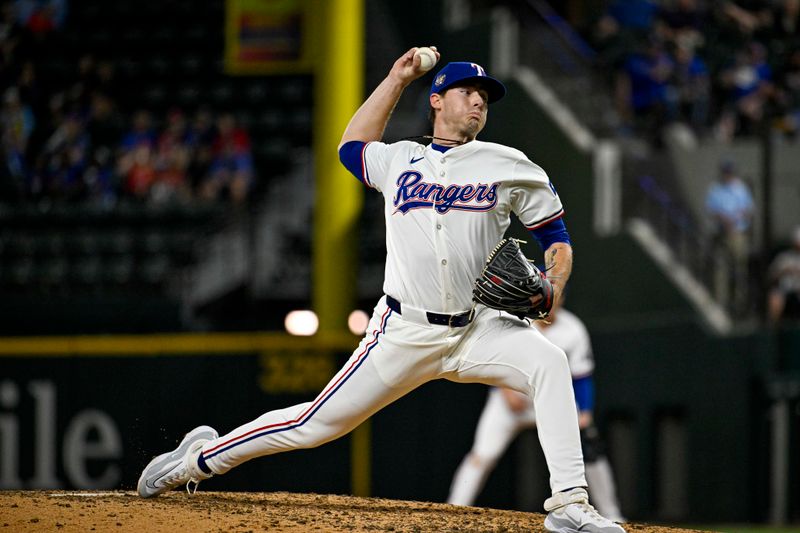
left=0, top=1, right=25, bottom=87
left=671, top=41, right=710, bottom=134
left=0, top=0, right=22, bottom=40
left=119, top=109, right=156, bottom=152
left=67, top=55, right=119, bottom=113
left=774, top=47, right=800, bottom=135
left=718, top=1, right=773, bottom=39
left=607, top=0, right=659, bottom=37
left=15, top=0, right=67, bottom=61
left=31, top=88, right=65, bottom=157
left=118, top=143, right=155, bottom=201
left=773, top=0, right=800, bottom=37
left=93, top=60, right=118, bottom=100
left=591, top=0, right=658, bottom=74
left=656, top=0, right=708, bottom=51
left=86, top=92, right=124, bottom=154
left=66, top=53, right=97, bottom=111
left=765, top=0, right=800, bottom=64
left=767, top=226, right=800, bottom=323
left=716, top=41, right=775, bottom=139
left=184, top=106, right=216, bottom=191
left=151, top=108, right=192, bottom=204
left=590, top=10, right=633, bottom=74
left=36, top=111, right=90, bottom=201
left=200, top=112, right=253, bottom=205
left=615, top=36, right=676, bottom=141
left=119, top=109, right=158, bottom=161
left=116, top=109, right=156, bottom=201
left=1, top=85, right=34, bottom=149
left=83, top=144, right=116, bottom=207
left=157, top=108, right=190, bottom=153
left=83, top=92, right=123, bottom=205
left=0, top=85, right=34, bottom=195
left=16, top=60, right=44, bottom=116
left=705, top=159, right=755, bottom=311
left=14, top=0, right=67, bottom=30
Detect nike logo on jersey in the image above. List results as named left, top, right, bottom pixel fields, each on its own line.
left=409, top=156, right=424, bottom=164
left=392, top=171, right=499, bottom=214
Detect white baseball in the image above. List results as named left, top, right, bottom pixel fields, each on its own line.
left=414, top=46, right=438, bottom=71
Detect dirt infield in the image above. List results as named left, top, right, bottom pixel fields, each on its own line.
left=1, top=491, right=711, bottom=532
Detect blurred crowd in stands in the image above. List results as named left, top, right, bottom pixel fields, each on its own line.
left=573, top=0, right=800, bottom=323
left=0, top=0, right=254, bottom=208
left=586, top=0, right=800, bottom=144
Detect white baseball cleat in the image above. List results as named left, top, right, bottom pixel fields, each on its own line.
left=543, top=487, right=626, bottom=533
left=137, top=425, right=218, bottom=498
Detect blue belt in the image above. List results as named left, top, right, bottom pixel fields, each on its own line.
left=386, top=295, right=474, bottom=327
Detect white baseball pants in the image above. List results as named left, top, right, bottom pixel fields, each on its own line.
left=201, top=296, right=586, bottom=493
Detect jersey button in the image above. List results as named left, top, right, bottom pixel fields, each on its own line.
left=441, top=259, right=447, bottom=265
left=440, top=171, right=445, bottom=177
left=446, top=293, right=452, bottom=299
left=436, top=223, right=442, bottom=230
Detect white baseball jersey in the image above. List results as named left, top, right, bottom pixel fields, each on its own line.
left=199, top=138, right=586, bottom=497
left=360, top=139, right=564, bottom=313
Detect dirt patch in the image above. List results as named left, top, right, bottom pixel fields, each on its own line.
left=0, top=491, right=711, bottom=532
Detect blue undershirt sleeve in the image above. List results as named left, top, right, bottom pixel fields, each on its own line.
left=572, top=375, right=594, bottom=412
left=338, top=140, right=367, bottom=182
left=528, top=217, right=571, bottom=251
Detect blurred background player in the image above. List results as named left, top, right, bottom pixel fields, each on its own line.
left=767, top=226, right=800, bottom=324
left=448, top=305, right=625, bottom=523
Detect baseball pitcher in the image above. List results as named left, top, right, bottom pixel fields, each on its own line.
left=138, top=47, right=625, bottom=533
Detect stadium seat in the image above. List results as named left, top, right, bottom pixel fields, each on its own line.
left=210, top=81, right=235, bottom=106
left=146, top=56, right=173, bottom=79
left=99, top=230, right=134, bottom=255
left=179, top=55, right=204, bottom=77
left=278, top=78, right=311, bottom=104
left=71, top=256, right=103, bottom=286
left=142, top=84, right=169, bottom=109
left=244, top=82, right=269, bottom=105
left=105, top=255, right=135, bottom=286
left=176, top=83, right=202, bottom=107
left=5, top=234, right=35, bottom=258
left=116, top=57, right=143, bottom=81
left=139, top=231, right=168, bottom=255
left=37, top=257, right=69, bottom=288
left=8, top=257, right=35, bottom=287
left=35, top=233, right=66, bottom=258
left=256, top=108, right=284, bottom=135
left=138, top=255, right=170, bottom=286
left=61, top=236, right=93, bottom=266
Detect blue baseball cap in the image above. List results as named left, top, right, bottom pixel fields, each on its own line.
left=429, top=62, right=506, bottom=103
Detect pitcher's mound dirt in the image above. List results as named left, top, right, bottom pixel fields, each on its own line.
left=1, top=490, right=711, bottom=532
